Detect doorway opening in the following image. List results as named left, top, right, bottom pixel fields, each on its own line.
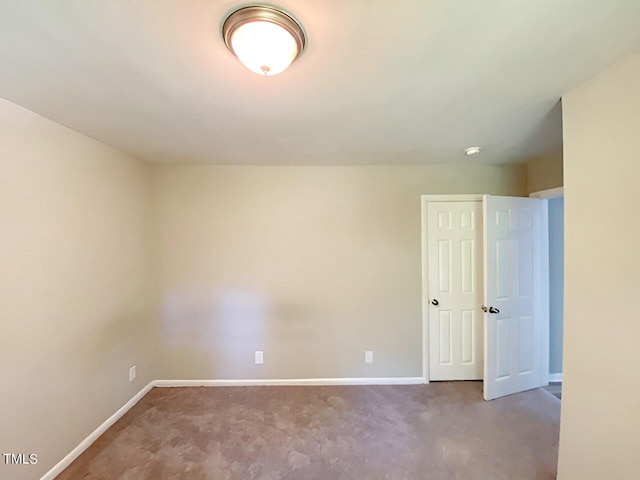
left=531, top=187, right=564, bottom=400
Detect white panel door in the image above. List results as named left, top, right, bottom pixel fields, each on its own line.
left=428, top=201, right=483, bottom=380
left=483, top=195, right=542, bottom=400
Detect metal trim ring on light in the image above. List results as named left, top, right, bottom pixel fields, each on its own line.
left=222, top=5, right=306, bottom=70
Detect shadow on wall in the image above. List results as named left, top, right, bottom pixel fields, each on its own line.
left=74, top=309, right=154, bottom=374
left=520, top=100, right=563, bottom=162
left=160, top=286, right=336, bottom=379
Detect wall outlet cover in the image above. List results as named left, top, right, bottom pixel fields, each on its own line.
left=129, top=365, right=136, bottom=382
left=255, top=351, right=264, bottom=365
left=365, top=351, right=374, bottom=363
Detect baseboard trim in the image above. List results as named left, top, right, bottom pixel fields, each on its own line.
left=41, top=381, right=154, bottom=480
left=548, top=373, right=563, bottom=382
left=154, top=377, right=424, bottom=387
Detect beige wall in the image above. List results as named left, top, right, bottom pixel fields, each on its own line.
left=154, top=164, right=526, bottom=380
left=0, top=94, right=529, bottom=477
left=526, top=151, right=563, bottom=193
left=559, top=52, right=640, bottom=478
left=0, top=99, right=157, bottom=479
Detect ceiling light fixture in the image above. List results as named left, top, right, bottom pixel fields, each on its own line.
left=464, top=147, right=481, bottom=156
left=222, top=5, right=306, bottom=76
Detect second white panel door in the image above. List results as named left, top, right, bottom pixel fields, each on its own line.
left=483, top=195, right=543, bottom=400
left=428, top=201, right=484, bottom=380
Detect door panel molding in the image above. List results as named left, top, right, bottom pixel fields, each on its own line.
left=423, top=196, right=484, bottom=382
left=483, top=195, right=545, bottom=400
left=421, top=195, right=483, bottom=383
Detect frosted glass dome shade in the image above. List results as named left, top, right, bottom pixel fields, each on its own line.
left=231, top=21, right=298, bottom=75
left=223, top=6, right=306, bottom=76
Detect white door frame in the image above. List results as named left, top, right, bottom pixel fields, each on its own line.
left=422, top=193, right=552, bottom=386
left=421, top=195, right=483, bottom=383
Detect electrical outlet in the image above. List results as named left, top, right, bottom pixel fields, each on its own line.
left=365, top=351, right=374, bottom=363
left=129, top=365, right=136, bottom=382
left=255, top=351, right=264, bottom=365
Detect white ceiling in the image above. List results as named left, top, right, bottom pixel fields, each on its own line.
left=1, top=1, right=639, bottom=165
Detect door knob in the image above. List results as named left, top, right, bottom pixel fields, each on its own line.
left=482, top=305, right=500, bottom=314
left=431, top=299, right=439, bottom=306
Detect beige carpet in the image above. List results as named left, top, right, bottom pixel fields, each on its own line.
left=57, top=382, right=560, bottom=479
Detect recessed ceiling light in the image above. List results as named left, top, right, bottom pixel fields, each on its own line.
left=464, top=147, right=481, bottom=156
left=222, top=5, right=306, bottom=76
